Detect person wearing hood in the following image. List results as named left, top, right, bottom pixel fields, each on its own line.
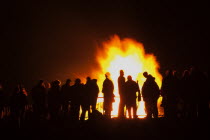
left=142, top=72, right=160, bottom=119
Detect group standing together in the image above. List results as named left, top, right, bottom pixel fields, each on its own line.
left=0, top=66, right=209, bottom=123
left=160, top=67, right=209, bottom=120
left=117, top=70, right=160, bottom=119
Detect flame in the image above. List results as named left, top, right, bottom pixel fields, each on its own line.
left=91, top=35, right=163, bottom=118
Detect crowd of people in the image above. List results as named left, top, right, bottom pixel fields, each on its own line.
left=0, top=66, right=209, bottom=125
left=160, top=67, right=209, bottom=120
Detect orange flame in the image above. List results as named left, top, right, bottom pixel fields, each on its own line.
left=91, top=35, right=163, bottom=118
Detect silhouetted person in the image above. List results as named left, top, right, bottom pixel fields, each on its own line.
left=179, top=69, right=192, bottom=119
left=70, top=78, right=84, bottom=121
left=10, top=85, right=20, bottom=120
left=89, top=79, right=100, bottom=117
left=102, top=72, right=114, bottom=119
left=118, top=70, right=126, bottom=119
left=124, top=75, right=140, bottom=119
left=9, top=84, right=28, bottom=127
left=189, top=66, right=209, bottom=119
left=61, top=79, right=72, bottom=118
left=80, top=77, right=91, bottom=121
left=142, top=72, right=160, bottom=119
left=47, top=80, right=61, bottom=120
left=31, top=80, right=47, bottom=120
left=160, top=69, right=180, bottom=119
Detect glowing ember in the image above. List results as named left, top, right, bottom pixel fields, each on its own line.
left=91, top=35, right=163, bottom=118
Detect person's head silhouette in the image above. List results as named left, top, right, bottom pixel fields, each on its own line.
left=143, top=72, right=149, bottom=78
left=120, top=70, right=124, bottom=76
left=66, top=79, right=71, bottom=85
left=75, top=78, right=81, bottom=84
left=127, top=75, right=132, bottom=81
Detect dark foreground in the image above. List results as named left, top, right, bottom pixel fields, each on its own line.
left=1, top=117, right=210, bottom=140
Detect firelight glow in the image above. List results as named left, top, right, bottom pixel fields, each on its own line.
left=91, top=35, right=163, bottom=118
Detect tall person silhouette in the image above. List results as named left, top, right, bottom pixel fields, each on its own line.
left=118, top=70, right=126, bottom=119
left=124, top=75, right=140, bottom=119
left=31, top=80, right=47, bottom=120
left=102, top=72, right=114, bottom=119
left=61, top=79, right=72, bottom=118
left=142, top=72, right=160, bottom=119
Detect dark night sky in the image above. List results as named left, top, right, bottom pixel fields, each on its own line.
left=1, top=0, right=210, bottom=89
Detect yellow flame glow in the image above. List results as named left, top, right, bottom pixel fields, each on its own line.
left=91, top=35, right=163, bottom=118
